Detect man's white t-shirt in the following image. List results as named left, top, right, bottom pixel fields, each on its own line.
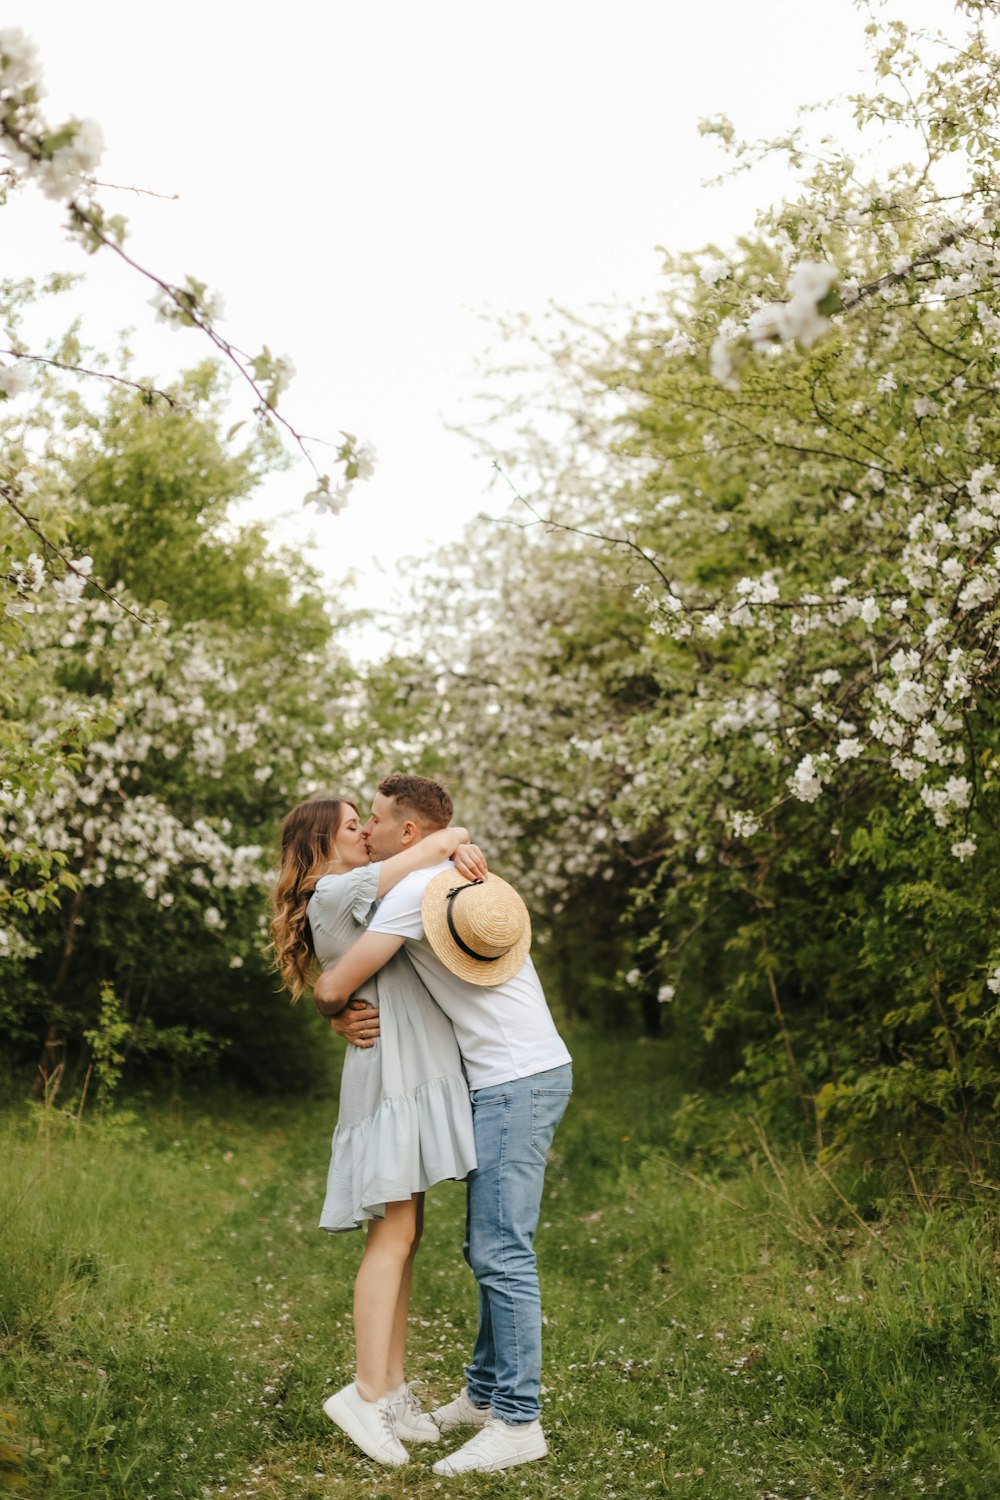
left=367, top=862, right=572, bottom=1090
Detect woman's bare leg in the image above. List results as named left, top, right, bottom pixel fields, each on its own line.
left=386, top=1193, right=424, bottom=1390
left=353, top=1197, right=419, bottom=1402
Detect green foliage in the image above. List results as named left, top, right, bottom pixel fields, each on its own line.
left=379, top=8, right=1000, bottom=1155
left=81, top=983, right=129, bottom=1111
left=0, top=332, right=363, bottom=1095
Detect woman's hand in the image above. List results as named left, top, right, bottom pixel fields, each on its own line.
left=452, top=842, right=488, bottom=882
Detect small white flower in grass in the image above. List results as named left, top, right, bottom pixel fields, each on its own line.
left=625, top=968, right=641, bottom=988
left=859, top=597, right=880, bottom=627
left=730, top=810, right=761, bottom=838
left=229, top=955, right=244, bottom=969
left=876, top=372, right=897, bottom=394
left=835, top=738, right=863, bottom=761
left=986, top=968, right=1000, bottom=995
left=204, top=906, right=223, bottom=930
left=951, top=839, right=977, bottom=861
left=657, top=985, right=675, bottom=1005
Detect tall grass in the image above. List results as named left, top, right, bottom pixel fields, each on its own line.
left=1, top=1036, right=997, bottom=1499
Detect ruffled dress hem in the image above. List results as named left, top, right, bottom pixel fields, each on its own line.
left=319, top=1072, right=476, bottom=1234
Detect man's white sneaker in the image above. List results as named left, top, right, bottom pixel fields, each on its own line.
left=322, top=1382, right=408, bottom=1466
left=431, top=1415, right=548, bottom=1475
left=386, top=1382, right=440, bottom=1442
left=430, top=1388, right=492, bottom=1434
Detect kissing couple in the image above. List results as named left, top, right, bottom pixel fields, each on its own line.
left=269, top=773, right=572, bottom=1475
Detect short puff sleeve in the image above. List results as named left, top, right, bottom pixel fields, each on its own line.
left=310, top=863, right=381, bottom=930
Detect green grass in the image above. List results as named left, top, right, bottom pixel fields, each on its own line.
left=1, top=1035, right=997, bottom=1499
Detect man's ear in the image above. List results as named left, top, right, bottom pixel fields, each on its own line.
left=399, top=820, right=419, bottom=847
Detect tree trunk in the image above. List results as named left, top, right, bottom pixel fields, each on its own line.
left=30, top=857, right=89, bottom=1098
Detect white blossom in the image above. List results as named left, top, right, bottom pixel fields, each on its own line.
left=787, top=753, right=828, bottom=804
left=699, top=258, right=730, bottom=287
left=0, top=361, right=31, bottom=398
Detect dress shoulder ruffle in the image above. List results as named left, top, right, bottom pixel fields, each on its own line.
left=310, top=863, right=381, bottom=928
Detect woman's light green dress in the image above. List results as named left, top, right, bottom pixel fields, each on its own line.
left=308, top=863, right=476, bottom=1232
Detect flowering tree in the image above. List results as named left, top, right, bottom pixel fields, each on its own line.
left=0, top=26, right=373, bottom=962
left=395, top=5, right=1000, bottom=1148
left=0, top=367, right=372, bottom=1092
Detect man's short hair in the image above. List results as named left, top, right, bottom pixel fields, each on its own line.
left=378, top=773, right=453, bottom=830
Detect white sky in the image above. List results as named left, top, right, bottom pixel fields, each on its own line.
left=6, top=0, right=958, bottom=656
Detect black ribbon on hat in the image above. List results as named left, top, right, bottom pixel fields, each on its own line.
left=445, top=881, right=501, bottom=964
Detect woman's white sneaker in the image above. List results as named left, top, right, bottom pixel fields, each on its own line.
left=387, top=1382, right=440, bottom=1442
left=431, top=1415, right=548, bottom=1475
left=429, top=1388, right=492, bottom=1434
left=322, top=1382, right=408, bottom=1466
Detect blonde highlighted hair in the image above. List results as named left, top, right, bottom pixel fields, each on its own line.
left=268, top=796, right=358, bottom=1000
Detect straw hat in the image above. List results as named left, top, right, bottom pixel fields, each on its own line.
left=421, top=871, right=532, bottom=986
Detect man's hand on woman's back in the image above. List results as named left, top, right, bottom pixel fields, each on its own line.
left=329, top=998, right=380, bottom=1047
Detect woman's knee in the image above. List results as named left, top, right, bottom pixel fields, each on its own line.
left=367, top=1202, right=420, bottom=1258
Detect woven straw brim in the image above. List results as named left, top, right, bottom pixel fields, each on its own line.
left=421, top=870, right=532, bottom=986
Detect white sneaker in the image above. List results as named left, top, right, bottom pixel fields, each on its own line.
left=387, top=1381, right=440, bottom=1442
left=431, top=1415, right=548, bottom=1475
left=430, top=1387, right=492, bottom=1434
left=322, top=1382, right=408, bottom=1466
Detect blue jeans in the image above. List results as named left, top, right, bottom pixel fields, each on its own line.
left=463, top=1063, right=572, bottom=1424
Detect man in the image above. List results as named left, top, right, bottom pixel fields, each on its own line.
left=313, top=773, right=572, bottom=1477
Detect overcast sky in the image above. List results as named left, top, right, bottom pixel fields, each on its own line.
left=7, top=0, right=959, bottom=655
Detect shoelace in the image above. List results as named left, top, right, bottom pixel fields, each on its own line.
left=395, top=1383, right=425, bottom=1420
left=461, top=1417, right=510, bottom=1456
left=378, top=1400, right=399, bottom=1438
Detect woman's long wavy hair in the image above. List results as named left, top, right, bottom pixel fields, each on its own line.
left=268, top=796, right=358, bottom=1000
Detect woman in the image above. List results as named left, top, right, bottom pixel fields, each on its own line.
left=269, top=795, right=480, bottom=1468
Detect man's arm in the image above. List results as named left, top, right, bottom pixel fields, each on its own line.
left=313, top=931, right=405, bottom=1020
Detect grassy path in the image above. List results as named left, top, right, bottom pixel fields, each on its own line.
left=1, top=1036, right=997, bottom=1499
